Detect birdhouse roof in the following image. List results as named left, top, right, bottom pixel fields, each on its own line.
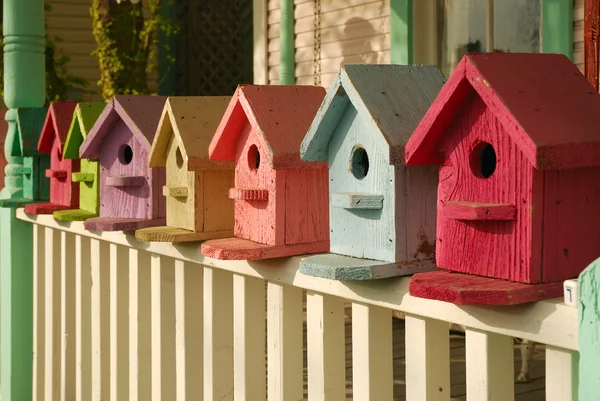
left=300, top=64, right=446, bottom=165
left=79, top=95, right=167, bottom=159
left=37, top=101, right=78, bottom=154
left=13, top=107, right=48, bottom=157
left=405, top=53, right=600, bottom=170
left=149, top=96, right=234, bottom=171
left=63, top=102, right=106, bottom=160
left=209, top=84, right=327, bottom=170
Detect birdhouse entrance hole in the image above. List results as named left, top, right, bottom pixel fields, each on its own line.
left=350, top=145, right=369, bottom=179
left=56, top=147, right=63, bottom=162
left=248, top=144, right=261, bottom=170
left=176, top=147, right=184, bottom=168
left=119, top=144, right=133, bottom=165
left=470, top=142, right=496, bottom=179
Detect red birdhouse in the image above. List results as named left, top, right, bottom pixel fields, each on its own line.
left=24, top=101, right=79, bottom=215
left=405, top=53, right=600, bottom=305
left=200, top=84, right=329, bottom=260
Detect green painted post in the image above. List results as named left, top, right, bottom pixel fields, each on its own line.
left=1, top=0, right=46, bottom=400
left=390, top=0, right=413, bottom=65
left=542, top=0, right=573, bottom=59
left=279, top=0, right=295, bottom=85
left=579, top=257, right=600, bottom=399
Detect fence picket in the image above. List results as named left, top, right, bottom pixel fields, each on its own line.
left=233, top=274, right=266, bottom=401
left=204, top=266, right=234, bottom=401
left=466, top=328, right=514, bottom=401
left=129, top=249, right=152, bottom=401
left=75, top=234, right=92, bottom=401
left=60, top=232, right=77, bottom=401
left=352, top=303, right=393, bottom=401
left=175, top=260, right=204, bottom=401
left=44, top=227, right=61, bottom=401
left=110, top=244, right=129, bottom=400
left=546, top=346, right=578, bottom=401
left=91, top=238, right=110, bottom=401
left=267, top=283, right=303, bottom=401
left=33, top=224, right=45, bottom=401
left=405, top=315, right=450, bottom=401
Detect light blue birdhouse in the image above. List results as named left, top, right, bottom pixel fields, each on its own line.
left=298, top=64, right=446, bottom=280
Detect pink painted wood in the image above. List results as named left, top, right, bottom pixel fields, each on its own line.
left=404, top=53, right=600, bottom=305
left=201, top=84, right=329, bottom=260
left=24, top=101, right=79, bottom=215
left=79, top=95, right=167, bottom=231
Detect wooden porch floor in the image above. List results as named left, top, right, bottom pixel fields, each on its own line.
left=300, top=305, right=546, bottom=401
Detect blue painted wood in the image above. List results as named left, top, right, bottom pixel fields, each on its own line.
left=298, top=64, right=445, bottom=280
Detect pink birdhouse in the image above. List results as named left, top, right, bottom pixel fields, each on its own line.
left=405, top=53, right=600, bottom=305
left=79, top=95, right=167, bottom=231
left=24, top=101, right=79, bottom=214
left=200, top=84, right=329, bottom=260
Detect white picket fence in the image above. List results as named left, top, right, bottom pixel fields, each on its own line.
left=17, top=209, right=579, bottom=401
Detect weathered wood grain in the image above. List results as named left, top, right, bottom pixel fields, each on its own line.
left=54, top=102, right=105, bottom=222
left=578, top=257, right=600, bottom=399
left=441, top=201, right=517, bottom=221
left=200, top=237, right=329, bottom=261
left=138, top=96, right=235, bottom=242
left=409, top=270, right=565, bottom=305
left=297, top=64, right=442, bottom=280
left=25, top=102, right=79, bottom=215
left=79, top=96, right=167, bottom=231
left=202, top=85, right=329, bottom=259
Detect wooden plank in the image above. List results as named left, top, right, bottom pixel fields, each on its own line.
left=254, top=0, right=269, bottom=84
left=545, top=345, right=578, bottom=401
left=90, top=238, right=110, bottom=401
left=201, top=236, right=329, bottom=261
left=233, top=275, right=266, bottom=400
left=75, top=234, right=92, bottom=401
left=110, top=244, right=129, bottom=400
left=33, top=224, right=45, bottom=401
left=306, top=292, right=345, bottom=400
left=330, top=192, right=384, bottom=210
left=60, top=231, right=76, bottom=401
left=129, top=249, right=152, bottom=401
left=405, top=315, right=450, bottom=401
left=151, top=255, right=176, bottom=401
left=44, top=227, right=61, bottom=401
left=441, top=201, right=517, bottom=221
left=175, top=260, right=203, bottom=401
left=204, top=267, right=234, bottom=401
left=267, top=283, right=304, bottom=400
left=352, top=303, right=392, bottom=400
left=465, top=329, right=514, bottom=401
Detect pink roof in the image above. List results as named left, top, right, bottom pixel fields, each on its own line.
left=405, top=53, right=600, bottom=170
left=79, top=95, right=167, bottom=159
left=37, top=101, right=78, bottom=153
left=209, top=84, right=327, bottom=170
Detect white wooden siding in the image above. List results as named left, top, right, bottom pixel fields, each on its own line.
left=267, top=0, right=390, bottom=87
left=573, top=0, right=584, bottom=73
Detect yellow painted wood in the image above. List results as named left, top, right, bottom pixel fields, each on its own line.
left=162, top=186, right=188, bottom=198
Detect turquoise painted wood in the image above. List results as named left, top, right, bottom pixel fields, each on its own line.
left=1, top=0, right=46, bottom=400
left=579, top=257, right=600, bottom=399
left=299, top=64, right=445, bottom=280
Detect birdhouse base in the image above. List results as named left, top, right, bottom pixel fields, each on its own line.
left=0, top=198, right=46, bottom=208
left=299, top=253, right=436, bottom=281
left=201, top=237, right=329, bottom=261
left=135, top=226, right=234, bottom=243
left=53, top=209, right=98, bottom=222
left=24, top=202, right=74, bottom=215
left=84, top=217, right=167, bottom=232
left=408, top=270, right=565, bottom=306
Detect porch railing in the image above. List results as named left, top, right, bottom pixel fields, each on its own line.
left=17, top=209, right=579, bottom=401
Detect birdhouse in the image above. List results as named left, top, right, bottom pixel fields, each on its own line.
left=0, top=107, right=50, bottom=206
left=297, top=64, right=445, bottom=280
left=53, top=102, right=106, bottom=221
left=79, top=95, right=167, bottom=231
left=200, top=84, right=329, bottom=260
left=24, top=102, right=79, bottom=214
left=135, top=96, right=235, bottom=242
left=405, top=53, right=600, bottom=305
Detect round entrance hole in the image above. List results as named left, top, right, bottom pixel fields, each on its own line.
left=350, top=145, right=369, bottom=179
left=175, top=147, right=184, bottom=168
left=119, top=144, right=133, bottom=165
left=470, top=142, right=496, bottom=179
left=248, top=144, right=261, bottom=170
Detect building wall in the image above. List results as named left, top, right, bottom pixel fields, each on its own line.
left=573, top=0, right=584, bottom=73
left=267, top=0, right=390, bottom=87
